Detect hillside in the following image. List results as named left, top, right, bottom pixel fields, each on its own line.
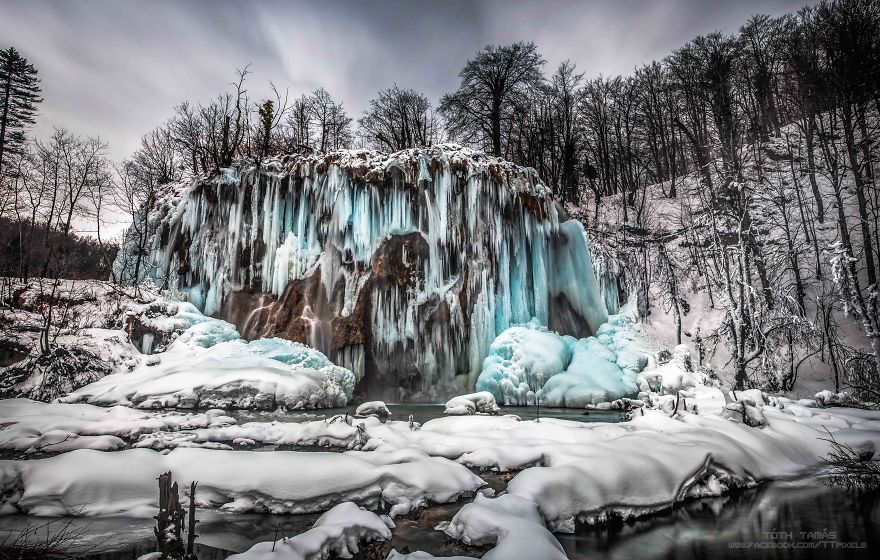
left=584, top=112, right=877, bottom=399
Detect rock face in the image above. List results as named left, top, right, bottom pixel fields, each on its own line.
left=119, top=144, right=609, bottom=400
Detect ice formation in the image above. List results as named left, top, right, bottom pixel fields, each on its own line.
left=61, top=305, right=357, bottom=410
left=476, top=313, right=646, bottom=406
left=119, top=145, right=610, bottom=399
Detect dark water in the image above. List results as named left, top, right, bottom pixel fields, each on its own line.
left=230, top=403, right=628, bottom=426
left=558, top=475, right=880, bottom=560
left=3, top=473, right=877, bottom=559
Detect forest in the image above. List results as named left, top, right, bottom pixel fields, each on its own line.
left=1, top=0, right=879, bottom=397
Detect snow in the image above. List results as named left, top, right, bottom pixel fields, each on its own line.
left=1, top=363, right=879, bottom=560
left=444, top=493, right=567, bottom=560
left=60, top=307, right=357, bottom=410
left=0, top=447, right=484, bottom=518
left=476, top=312, right=646, bottom=407
left=444, top=392, right=500, bottom=415
left=356, top=401, right=390, bottom=417
left=228, top=502, right=391, bottom=560
left=636, top=344, right=701, bottom=395
left=0, top=399, right=235, bottom=452
left=813, top=390, right=852, bottom=407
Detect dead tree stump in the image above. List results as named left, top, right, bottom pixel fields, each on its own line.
left=154, top=471, right=198, bottom=559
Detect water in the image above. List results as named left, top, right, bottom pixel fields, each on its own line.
left=3, top=472, right=876, bottom=559
left=558, top=474, right=880, bottom=560
left=2, top=405, right=874, bottom=558
left=230, top=403, right=628, bottom=426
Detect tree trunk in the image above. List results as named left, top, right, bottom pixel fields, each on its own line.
left=804, top=114, right=825, bottom=222
left=0, top=69, right=11, bottom=175
left=842, top=103, right=877, bottom=287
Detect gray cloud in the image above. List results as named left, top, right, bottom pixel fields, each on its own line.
left=2, top=0, right=811, bottom=161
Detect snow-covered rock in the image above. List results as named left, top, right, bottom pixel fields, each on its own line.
left=355, top=401, right=390, bottom=418
left=814, top=390, right=852, bottom=407
left=61, top=308, right=357, bottom=410
left=637, top=344, right=700, bottom=395
left=444, top=493, right=567, bottom=560
left=228, top=502, right=391, bottom=559
left=444, top=392, right=500, bottom=415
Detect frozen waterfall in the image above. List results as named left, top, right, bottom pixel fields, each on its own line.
left=117, top=144, right=611, bottom=401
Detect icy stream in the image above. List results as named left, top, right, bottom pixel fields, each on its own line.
left=3, top=473, right=875, bottom=560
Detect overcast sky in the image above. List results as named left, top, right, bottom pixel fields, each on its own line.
left=3, top=0, right=811, bottom=163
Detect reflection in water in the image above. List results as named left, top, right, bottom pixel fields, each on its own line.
left=558, top=475, right=880, bottom=560
left=2, top=460, right=875, bottom=559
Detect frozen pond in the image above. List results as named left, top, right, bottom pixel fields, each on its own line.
left=1, top=471, right=876, bottom=559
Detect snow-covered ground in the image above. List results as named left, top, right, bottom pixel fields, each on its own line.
left=2, top=359, right=879, bottom=559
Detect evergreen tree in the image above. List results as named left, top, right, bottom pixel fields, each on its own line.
left=258, top=99, right=274, bottom=158
left=0, top=47, right=42, bottom=176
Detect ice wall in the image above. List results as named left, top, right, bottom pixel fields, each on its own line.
left=118, top=144, right=609, bottom=400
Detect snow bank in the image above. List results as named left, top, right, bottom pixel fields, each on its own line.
left=0, top=399, right=234, bottom=453
left=476, top=313, right=646, bottom=407
left=170, top=395, right=880, bottom=531
left=228, top=502, right=391, bottom=559
left=506, top=401, right=880, bottom=530
left=0, top=447, right=483, bottom=518
left=61, top=308, right=357, bottom=410
left=444, top=392, right=500, bottom=415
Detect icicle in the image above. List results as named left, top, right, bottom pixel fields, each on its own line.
left=129, top=145, right=611, bottom=400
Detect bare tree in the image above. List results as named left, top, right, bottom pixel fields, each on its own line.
left=440, top=42, right=545, bottom=157
left=358, top=85, right=437, bottom=151
left=310, top=87, right=352, bottom=152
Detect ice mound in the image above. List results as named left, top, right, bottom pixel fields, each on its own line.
left=476, top=313, right=646, bottom=407
left=61, top=308, right=357, bottom=410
